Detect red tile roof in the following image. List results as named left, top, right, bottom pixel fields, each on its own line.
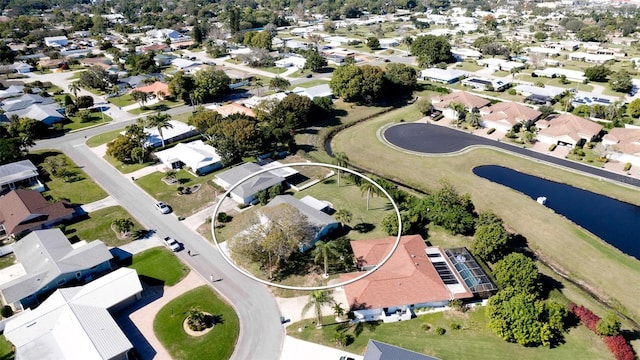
left=481, top=102, right=542, bottom=127
left=340, top=235, right=473, bottom=310
left=132, top=81, right=171, bottom=96
left=432, top=91, right=490, bottom=111
left=537, top=113, right=603, bottom=143
left=214, top=102, right=256, bottom=118
left=0, top=190, right=75, bottom=235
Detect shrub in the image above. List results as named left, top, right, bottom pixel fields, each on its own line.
left=595, top=156, right=608, bottom=163
left=623, top=162, right=632, bottom=171
left=548, top=144, right=557, bottom=152
left=1, top=305, right=13, bottom=318
left=448, top=299, right=467, bottom=312
left=603, top=335, right=635, bottom=360
left=435, top=327, right=446, bottom=335
left=487, top=128, right=496, bottom=135
left=597, top=313, right=622, bottom=336
left=450, top=323, right=461, bottom=330
left=508, top=89, right=517, bottom=95
left=421, top=323, right=431, bottom=331
left=569, top=303, right=600, bottom=332
left=217, top=212, right=231, bottom=223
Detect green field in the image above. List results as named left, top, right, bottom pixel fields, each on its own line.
left=129, top=247, right=189, bottom=286
left=86, top=129, right=123, bottom=147
left=288, top=307, right=612, bottom=360
left=154, top=286, right=239, bottom=360
left=64, top=112, right=113, bottom=131
left=331, top=104, right=640, bottom=325
left=64, top=205, right=144, bottom=247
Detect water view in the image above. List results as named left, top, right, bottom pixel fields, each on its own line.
left=473, top=165, right=640, bottom=260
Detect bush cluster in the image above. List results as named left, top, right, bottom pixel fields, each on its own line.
left=568, top=303, right=634, bottom=360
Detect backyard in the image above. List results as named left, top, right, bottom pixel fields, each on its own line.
left=287, top=306, right=612, bottom=360
left=154, top=286, right=239, bottom=360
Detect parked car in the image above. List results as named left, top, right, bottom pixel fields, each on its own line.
left=163, top=236, right=183, bottom=252
left=155, top=201, right=171, bottom=214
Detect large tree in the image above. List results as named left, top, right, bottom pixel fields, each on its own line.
left=209, top=114, right=262, bottom=165
left=301, top=290, right=335, bottom=328
left=410, top=35, right=453, bottom=67
left=304, top=48, right=328, bottom=72
left=313, top=240, right=340, bottom=277
left=193, top=68, right=231, bottom=102
left=492, top=253, right=542, bottom=296
left=609, top=70, right=633, bottom=93
left=269, top=77, right=290, bottom=92
left=584, top=65, right=610, bottom=82
left=330, top=64, right=384, bottom=104
left=422, top=182, right=476, bottom=235
left=168, top=70, right=195, bottom=103
left=472, top=222, right=510, bottom=263
left=384, top=63, right=417, bottom=94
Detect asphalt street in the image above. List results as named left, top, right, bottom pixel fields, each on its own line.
left=35, top=129, right=284, bottom=360
left=383, top=122, right=640, bottom=188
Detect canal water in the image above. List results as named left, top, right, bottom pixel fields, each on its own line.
left=473, top=165, right=640, bottom=260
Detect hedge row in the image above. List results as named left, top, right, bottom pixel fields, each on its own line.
left=568, top=303, right=634, bottom=360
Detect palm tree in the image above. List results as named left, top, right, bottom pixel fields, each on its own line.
left=333, top=152, right=349, bottom=187
left=334, top=209, right=352, bottom=227
left=359, top=180, right=380, bottom=211
left=447, top=102, right=466, bottom=123
left=146, top=112, right=173, bottom=147
left=563, top=92, right=575, bottom=113
left=68, top=82, right=80, bottom=99
left=252, top=78, right=264, bottom=96
left=333, top=302, right=346, bottom=321
left=113, top=218, right=134, bottom=237
left=301, top=290, right=335, bottom=328
left=313, top=241, right=340, bottom=277
left=131, top=90, right=150, bottom=107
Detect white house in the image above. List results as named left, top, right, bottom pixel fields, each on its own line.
left=476, top=58, right=525, bottom=72
left=567, top=52, right=615, bottom=64
left=0, top=160, right=43, bottom=194
left=461, top=77, right=511, bottom=91
left=274, top=56, right=307, bottom=69
left=155, top=140, right=223, bottom=175
left=451, top=48, right=482, bottom=60
left=44, top=36, right=68, bottom=47
left=533, top=68, right=586, bottom=82
left=291, top=84, right=333, bottom=100
left=144, top=120, right=197, bottom=148
left=4, top=267, right=142, bottom=360
left=214, top=163, right=286, bottom=204
left=420, top=68, right=466, bottom=84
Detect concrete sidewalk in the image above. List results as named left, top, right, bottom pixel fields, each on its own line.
left=79, top=195, right=118, bottom=213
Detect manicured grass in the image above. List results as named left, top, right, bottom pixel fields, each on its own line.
left=291, top=79, right=330, bottom=89
left=108, top=94, right=136, bottom=107
left=64, top=206, right=144, bottom=247
left=515, top=74, right=595, bottom=92
left=129, top=247, right=189, bottom=286
left=288, top=307, right=612, bottom=360
left=154, top=286, right=239, bottom=360
left=332, top=107, right=640, bottom=323
left=87, top=129, right=122, bottom=147
left=104, top=154, right=156, bottom=174
left=0, top=254, right=16, bottom=270
left=0, top=335, right=14, bottom=360
left=172, top=111, right=193, bottom=124
left=29, top=150, right=107, bottom=204
left=260, top=66, right=287, bottom=74
left=453, top=61, right=483, bottom=72
left=64, top=112, right=113, bottom=131
left=136, top=170, right=224, bottom=217
left=128, top=100, right=183, bottom=115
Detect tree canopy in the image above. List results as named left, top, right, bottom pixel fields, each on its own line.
left=584, top=65, right=610, bottom=82
left=492, top=253, right=542, bottom=296
left=410, top=35, right=453, bottom=67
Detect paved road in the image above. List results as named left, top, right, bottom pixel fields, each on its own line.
left=34, top=130, right=284, bottom=360
left=383, top=122, right=640, bottom=188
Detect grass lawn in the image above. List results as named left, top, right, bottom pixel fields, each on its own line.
left=0, top=254, right=16, bottom=271
left=291, top=79, right=330, bottom=89
left=87, top=129, right=122, bottom=147
left=104, top=154, right=157, bottom=174
left=108, top=94, right=136, bottom=107
left=259, top=66, right=287, bottom=74
left=129, top=247, right=189, bottom=286
left=29, top=150, right=107, bottom=204
left=128, top=100, right=184, bottom=115
left=454, top=61, right=483, bottom=72
left=64, top=112, right=113, bottom=131
left=64, top=206, right=144, bottom=247
left=0, top=335, right=14, bottom=360
left=331, top=105, right=640, bottom=323
left=154, top=286, right=239, bottom=360
left=172, top=111, right=193, bottom=124
left=136, top=170, right=224, bottom=218
left=288, top=307, right=612, bottom=360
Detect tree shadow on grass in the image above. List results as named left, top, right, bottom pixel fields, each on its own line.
left=274, top=251, right=314, bottom=280
left=208, top=314, right=225, bottom=326
left=353, top=223, right=375, bottom=233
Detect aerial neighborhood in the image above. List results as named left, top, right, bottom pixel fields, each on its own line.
left=0, top=0, right=639, bottom=359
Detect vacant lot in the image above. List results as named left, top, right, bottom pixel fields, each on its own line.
left=332, top=105, right=640, bottom=323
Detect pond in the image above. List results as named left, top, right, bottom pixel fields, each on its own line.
left=473, top=165, right=640, bottom=260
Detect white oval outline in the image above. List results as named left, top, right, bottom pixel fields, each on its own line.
left=211, top=162, right=402, bottom=291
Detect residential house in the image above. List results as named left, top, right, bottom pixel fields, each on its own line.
left=572, top=93, right=615, bottom=107
left=43, top=36, right=68, bottom=47
left=141, top=44, right=170, bottom=53
left=567, top=52, right=615, bottom=64
left=0, top=85, right=24, bottom=99
left=145, top=28, right=190, bottom=44
left=4, top=104, right=64, bottom=125
left=243, top=92, right=288, bottom=109
left=379, top=38, right=400, bottom=47
left=171, top=58, right=201, bottom=71
left=0, top=160, right=44, bottom=194
left=451, top=48, right=482, bottom=60
left=0, top=229, right=114, bottom=310
left=121, top=74, right=165, bottom=89
left=291, top=84, right=333, bottom=100
left=130, top=81, right=170, bottom=99
left=461, top=77, right=511, bottom=91
left=340, top=235, right=493, bottom=323
left=12, top=63, right=32, bottom=74
left=476, top=58, right=525, bottom=72
left=274, top=56, right=307, bottom=69
left=1, top=93, right=56, bottom=112
left=431, top=91, right=490, bottom=119
left=420, top=68, right=466, bottom=84
left=144, top=120, right=197, bottom=148
left=536, top=113, right=604, bottom=147
left=80, top=57, right=113, bottom=70
left=155, top=140, right=223, bottom=175
left=526, top=46, right=561, bottom=56
left=533, top=68, right=586, bottom=82
left=214, top=163, right=287, bottom=204
left=480, top=102, right=542, bottom=132
left=515, top=84, right=565, bottom=105
left=602, top=127, right=640, bottom=166
left=4, top=267, right=141, bottom=360
left=263, top=195, right=339, bottom=251
left=208, top=102, right=256, bottom=118
left=38, top=58, right=65, bottom=70
left=0, top=189, right=75, bottom=239
left=363, top=339, right=441, bottom=360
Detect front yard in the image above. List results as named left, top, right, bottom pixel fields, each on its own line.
left=129, top=247, right=189, bottom=286
left=64, top=206, right=145, bottom=247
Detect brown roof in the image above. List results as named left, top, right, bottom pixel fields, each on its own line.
left=481, top=102, right=542, bottom=127
left=340, top=235, right=472, bottom=310
left=432, top=91, right=490, bottom=111
left=214, top=102, right=256, bottom=118
left=603, top=127, right=640, bottom=156
left=0, top=189, right=75, bottom=235
left=537, top=113, right=603, bottom=142
left=131, top=81, right=171, bottom=96
left=141, top=44, right=169, bottom=52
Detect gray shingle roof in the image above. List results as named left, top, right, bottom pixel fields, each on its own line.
left=0, top=160, right=38, bottom=187
left=217, top=163, right=285, bottom=200
left=364, top=339, right=441, bottom=360
left=266, top=195, right=336, bottom=229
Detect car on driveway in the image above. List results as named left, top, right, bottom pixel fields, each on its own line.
left=155, top=201, right=171, bottom=214
left=163, top=236, right=183, bottom=252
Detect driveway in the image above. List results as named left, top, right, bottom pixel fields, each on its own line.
left=382, top=122, right=640, bottom=188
